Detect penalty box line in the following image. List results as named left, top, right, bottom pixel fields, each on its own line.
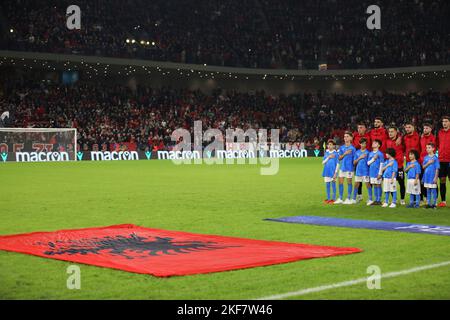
left=256, top=260, right=450, bottom=300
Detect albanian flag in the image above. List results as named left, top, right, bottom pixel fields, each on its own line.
left=0, top=224, right=361, bottom=276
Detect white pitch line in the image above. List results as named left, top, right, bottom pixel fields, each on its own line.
left=256, top=260, right=450, bottom=300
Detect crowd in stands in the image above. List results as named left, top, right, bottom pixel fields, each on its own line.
left=2, top=0, right=449, bottom=70
left=1, top=80, right=449, bottom=152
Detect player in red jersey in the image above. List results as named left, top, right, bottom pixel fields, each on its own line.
left=386, top=126, right=406, bottom=205
left=353, top=122, right=371, bottom=202
left=403, top=122, right=421, bottom=160
left=420, top=123, right=436, bottom=164
left=369, top=117, right=388, bottom=153
left=437, top=116, right=450, bottom=207
left=420, top=123, right=437, bottom=201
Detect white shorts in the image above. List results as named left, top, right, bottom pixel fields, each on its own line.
left=355, top=176, right=370, bottom=183
left=324, top=177, right=335, bottom=183
left=383, top=178, right=397, bottom=192
left=407, top=179, right=421, bottom=195
left=370, top=177, right=382, bottom=185
left=338, top=170, right=353, bottom=179
left=424, top=183, right=437, bottom=189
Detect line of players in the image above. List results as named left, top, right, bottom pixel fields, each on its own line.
left=322, top=116, right=450, bottom=209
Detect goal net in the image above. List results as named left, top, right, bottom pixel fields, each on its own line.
left=0, top=128, right=77, bottom=162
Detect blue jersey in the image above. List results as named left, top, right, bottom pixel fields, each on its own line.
left=338, top=144, right=356, bottom=172
left=354, top=149, right=369, bottom=176
left=382, top=159, right=398, bottom=179
left=322, top=150, right=339, bottom=178
left=368, top=150, right=384, bottom=178
left=406, top=160, right=421, bottom=179
left=422, top=154, right=439, bottom=185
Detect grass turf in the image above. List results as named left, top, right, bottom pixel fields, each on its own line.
left=0, top=158, right=449, bottom=300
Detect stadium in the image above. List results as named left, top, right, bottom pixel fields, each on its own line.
left=0, top=0, right=449, bottom=304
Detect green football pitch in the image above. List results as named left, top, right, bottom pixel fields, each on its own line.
left=0, top=158, right=449, bottom=300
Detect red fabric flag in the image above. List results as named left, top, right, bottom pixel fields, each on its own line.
left=0, top=224, right=361, bottom=277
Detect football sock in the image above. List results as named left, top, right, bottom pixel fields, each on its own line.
left=440, top=183, right=446, bottom=202
left=326, top=182, right=331, bottom=200
left=331, top=182, right=336, bottom=200
left=353, top=185, right=358, bottom=200
left=432, top=188, right=438, bottom=206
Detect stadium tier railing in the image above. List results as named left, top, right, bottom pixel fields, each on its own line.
left=1, top=50, right=449, bottom=78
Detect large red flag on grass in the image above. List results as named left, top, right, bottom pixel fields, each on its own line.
left=0, top=224, right=361, bottom=276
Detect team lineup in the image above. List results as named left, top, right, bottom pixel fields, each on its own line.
left=322, top=116, right=450, bottom=209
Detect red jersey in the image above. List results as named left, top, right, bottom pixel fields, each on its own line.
left=438, top=128, right=450, bottom=162
left=385, top=136, right=405, bottom=168
left=369, top=127, right=388, bottom=152
left=352, top=131, right=371, bottom=150
left=403, top=131, right=421, bottom=159
left=419, top=133, right=436, bottom=164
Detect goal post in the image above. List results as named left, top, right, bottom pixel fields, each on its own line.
left=0, top=128, right=77, bottom=162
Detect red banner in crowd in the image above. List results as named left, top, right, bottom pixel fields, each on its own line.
left=109, top=142, right=137, bottom=151
left=0, top=224, right=361, bottom=276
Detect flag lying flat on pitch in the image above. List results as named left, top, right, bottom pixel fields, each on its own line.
left=0, top=224, right=361, bottom=276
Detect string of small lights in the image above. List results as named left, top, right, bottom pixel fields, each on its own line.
left=0, top=56, right=449, bottom=82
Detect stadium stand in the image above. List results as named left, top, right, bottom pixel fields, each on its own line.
left=1, top=80, right=449, bottom=151
left=1, top=0, right=449, bottom=70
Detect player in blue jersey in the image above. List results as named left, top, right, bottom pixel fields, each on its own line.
left=367, top=139, right=384, bottom=205
left=422, top=143, right=440, bottom=209
left=380, top=148, right=398, bottom=208
left=352, top=138, right=371, bottom=205
left=335, top=132, right=356, bottom=204
left=322, top=139, right=339, bottom=204
left=405, top=149, right=421, bottom=208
